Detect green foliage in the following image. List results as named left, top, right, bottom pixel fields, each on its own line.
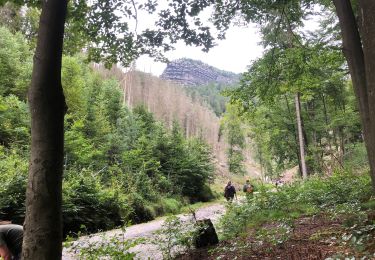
left=0, top=3, right=40, bottom=48
left=69, top=226, right=139, bottom=260
left=343, top=142, right=369, bottom=173
left=0, top=33, right=215, bottom=235
left=255, top=222, right=293, bottom=246
left=184, top=83, right=234, bottom=116
left=221, top=103, right=247, bottom=175
left=179, top=138, right=215, bottom=201
left=0, top=30, right=30, bottom=217
left=0, top=26, right=32, bottom=99
left=331, top=200, right=375, bottom=256
left=63, top=78, right=215, bottom=230
left=64, top=117, right=100, bottom=166
left=227, top=36, right=361, bottom=178
left=125, top=117, right=216, bottom=202
left=0, top=95, right=30, bottom=147
left=152, top=215, right=202, bottom=260
left=0, top=3, right=22, bottom=32
left=62, top=169, right=124, bottom=236
left=62, top=56, right=86, bottom=116
left=219, top=172, right=373, bottom=239
left=160, top=198, right=183, bottom=215
left=0, top=146, right=28, bottom=224
left=122, top=192, right=155, bottom=224
left=2, top=0, right=214, bottom=67
left=20, top=6, right=40, bottom=48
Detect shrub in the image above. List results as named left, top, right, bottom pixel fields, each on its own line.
left=219, top=171, right=373, bottom=239
left=0, top=95, right=30, bottom=146
left=62, top=169, right=124, bottom=236
left=0, top=147, right=28, bottom=224
left=160, top=198, right=182, bottom=214
left=67, top=226, right=139, bottom=260
left=343, top=142, right=369, bottom=173
left=152, top=215, right=201, bottom=259
left=194, top=184, right=216, bottom=202
left=123, top=193, right=155, bottom=224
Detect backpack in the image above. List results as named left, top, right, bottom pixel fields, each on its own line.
left=243, top=184, right=253, bottom=193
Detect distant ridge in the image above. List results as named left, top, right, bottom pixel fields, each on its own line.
left=160, top=58, right=240, bottom=87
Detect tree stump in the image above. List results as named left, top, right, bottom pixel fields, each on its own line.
left=194, top=219, right=219, bottom=248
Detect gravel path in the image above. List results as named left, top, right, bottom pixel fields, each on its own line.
left=62, top=203, right=226, bottom=260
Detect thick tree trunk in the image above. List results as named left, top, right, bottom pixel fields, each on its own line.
left=359, top=1, right=375, bottom=190
left=22, top=0, right=68, bottom=259
left=295, top=93, right=308, bottom=179
left=333, top=0, right=375, bottom=191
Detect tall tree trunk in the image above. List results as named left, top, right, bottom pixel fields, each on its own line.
left=295, top=93, right=308, bottom=179
left=22, top=0, right=68, bottom=259
left=339, top=126, right=345, bottom=159
left=321, top=94, right=333, bottom=151
left=333, top=0, right=375, bottom=191
left=300, top=107, right=311, bottom=173
left=284, top=95, right=303, bottom=176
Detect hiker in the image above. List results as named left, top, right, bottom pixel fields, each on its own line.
left=224, top=181, right=237, bottom=201
left=243, top=180, right=254, bottom=195
left=275, top=179, right=284, bottom=188
left=0, top=223, right=23, bottom=260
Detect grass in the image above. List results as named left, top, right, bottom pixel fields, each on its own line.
left=217, top=171, right=374, bottom=243
left=178, top=171, right=375, bottom=259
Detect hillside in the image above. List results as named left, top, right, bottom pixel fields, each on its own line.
left=160, top=58, right=240, bottom=87
left=95, top=65, right=228, bottom=172
left=94, top=64, right=261, bottom=182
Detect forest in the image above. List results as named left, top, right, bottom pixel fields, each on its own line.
left=0, top=24, right=217, bottom=232
left=0, top=0, right=375, bottom=259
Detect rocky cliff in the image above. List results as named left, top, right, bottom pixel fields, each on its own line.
left=160, top=58, right=240, bottom=87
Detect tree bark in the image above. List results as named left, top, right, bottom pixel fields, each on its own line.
left=301, top=106, right=311, bottom=173
left=321, top=94, right=333, bottom=150
left=284, top=94, right=303, bottom=176
left=295, top=92, right=308, bottom=179
left=359, top=1, right=375, bottom=190
left=333, top=0, right=375, bottom=191
left=22, top=0, right=68, bottom=259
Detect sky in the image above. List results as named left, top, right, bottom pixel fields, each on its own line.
left=133, top=2, right=321, bottom=77
left=136, top=25, right=264, bottom=76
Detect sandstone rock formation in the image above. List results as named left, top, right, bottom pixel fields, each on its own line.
left=160, top=58, right=240, bottom=87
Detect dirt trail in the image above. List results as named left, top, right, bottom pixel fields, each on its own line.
left=62, top=203, right=226, bottom=260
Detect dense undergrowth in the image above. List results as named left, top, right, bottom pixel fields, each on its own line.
left=0, top=26, right=216, bottom=237
left=216, top=170, right=375, bottom=257
left=221, top=172, right=373, bottom=237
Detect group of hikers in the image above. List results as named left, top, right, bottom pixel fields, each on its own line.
left=224, top=179, right=254, bottom=201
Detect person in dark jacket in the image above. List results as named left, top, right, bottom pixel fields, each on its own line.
left=224, top=181, right=237, bottom=201
left=0, top=224, right=23, bottom=260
